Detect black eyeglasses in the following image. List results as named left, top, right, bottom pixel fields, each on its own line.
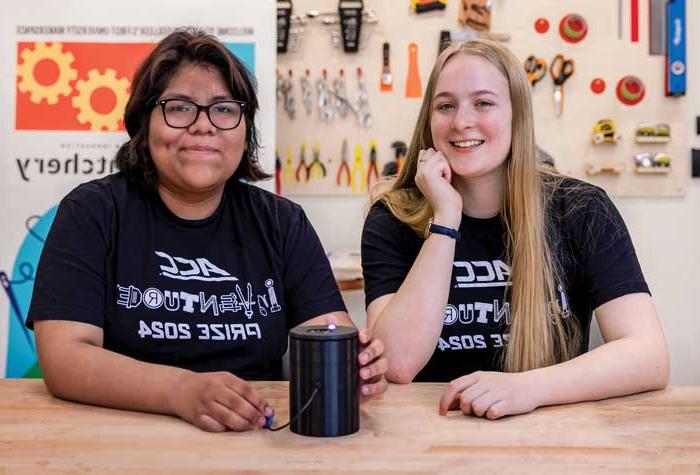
left=154, top=98, right=246, bottom=130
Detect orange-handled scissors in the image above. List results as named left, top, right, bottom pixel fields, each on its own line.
left=524, top=55, right=547, bottom=86
left=550, top=54, right=575, bottom=116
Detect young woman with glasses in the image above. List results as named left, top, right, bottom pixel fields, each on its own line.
left=27, top=30, right=387, bottom=432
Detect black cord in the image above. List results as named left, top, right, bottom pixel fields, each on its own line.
left=267, top=383, right=321, bottom=431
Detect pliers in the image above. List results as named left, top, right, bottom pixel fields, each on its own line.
left=296, top=141, right=309, bottom=182
left=308, top=142, right=327, bottom=180
left=366, top=140, right=379, bottom=189
left=337, top=139, right=351, bottom=186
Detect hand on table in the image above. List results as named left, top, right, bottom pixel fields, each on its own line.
left=439, top=371, right=542, bottom=420
left=169, top=371, right=273, bottom=432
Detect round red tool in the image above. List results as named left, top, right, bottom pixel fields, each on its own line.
left=616, top=76, right=645, bottom=105
left=534, top=18, right=549, bottom=34
left=559, top=13, right=588, bottom=43
left=590, top=78, right=606, bottom=94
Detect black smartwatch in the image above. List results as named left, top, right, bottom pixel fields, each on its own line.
left=424, top=217, right=461, bottom=241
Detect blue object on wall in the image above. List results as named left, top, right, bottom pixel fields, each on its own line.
left=4, top=206, right=57, bottom=377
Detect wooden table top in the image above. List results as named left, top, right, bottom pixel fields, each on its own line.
left=0, top=379, right=698, bottom=474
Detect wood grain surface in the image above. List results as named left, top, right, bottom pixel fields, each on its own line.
left=0, top=379, right=698, bottom=474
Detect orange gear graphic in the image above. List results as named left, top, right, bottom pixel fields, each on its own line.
left=71, top=68, right=130, bottom=131
left=17, top=42, right=78, bottom=105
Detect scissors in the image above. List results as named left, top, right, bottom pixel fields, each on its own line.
left=550, top=54, right=575, bottom=116
left=524, top=55, right=547, bottom=86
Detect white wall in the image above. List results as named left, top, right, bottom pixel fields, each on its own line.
left=289, top=1, right=700, bottom=385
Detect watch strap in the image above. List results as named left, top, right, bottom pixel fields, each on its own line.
left=427, top=222, right=461, bottom=241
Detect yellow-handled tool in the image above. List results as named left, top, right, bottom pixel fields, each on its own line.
left=351, top=144, right=366, bottom=193
left=282, top=148, right=295, bottom=184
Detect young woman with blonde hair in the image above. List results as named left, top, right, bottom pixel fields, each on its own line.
left=361, top=39, right=669, bottom=419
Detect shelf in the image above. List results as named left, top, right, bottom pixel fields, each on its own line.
left=635, top=167, right=672, bottom=175
left=585, top=164, right=623, bottom=176
left=635, top=137, right=671, bottom=144
left=337, top=278, right=364, bottom=291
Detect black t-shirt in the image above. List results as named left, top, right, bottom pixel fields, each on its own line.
left=27, top=173, right=346, bottom=380
left=361, top=178, right=649, bottom=382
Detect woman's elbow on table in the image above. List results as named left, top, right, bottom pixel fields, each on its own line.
left=386, top=359, right=420, bottom=384
left=650, top=343, right=671, bottom=390
left=34, top=320, right=103, bottom=398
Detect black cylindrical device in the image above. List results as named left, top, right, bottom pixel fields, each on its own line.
left=288, top=324, right=359, bottom=437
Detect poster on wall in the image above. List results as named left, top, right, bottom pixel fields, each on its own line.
left=0, top=0, right=276, bottom=377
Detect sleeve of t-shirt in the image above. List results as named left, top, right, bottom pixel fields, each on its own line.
left=361, top=202, right=416, bottom=308
left=570, top=188, right=650, bottom=310
left=26, top=191, right=111, bottom=330
left=280, top=205, right=346, bottom=328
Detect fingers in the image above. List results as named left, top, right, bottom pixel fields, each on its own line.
left=214, top=386, right=266, bottom=427
left=438, top=372, right=480, bottom=415
left=417, top=148, right=446, bottom=168
left=197, top=414, right=227, bottom=432
left=485, top=400, right=508, bottom=420
left=360, top=375, right=388, bottom=399
left=360, top=355, right=388, bottom=381
left=415, top=148, right=455, bottom=206
left=470, top=391, right=501, bottom=418
left=357, top=330, right=388, bottom=401
left=359, top=337, right=384, bottom=366
left=221, top=372, right=272, bottom=416
left=208, top=400, right=259, bottom=431
left=458, top=385, right=490, bottom=416
left=358, top=327, right=371, bottom=345
left=441, top=157, right=453, bottom=182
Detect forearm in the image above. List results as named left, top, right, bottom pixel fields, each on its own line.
left=529, top=334, right=670, bottom=407
left=40, top=340, right=190, bottom=415
left=374, top=234, right=456, bottom=382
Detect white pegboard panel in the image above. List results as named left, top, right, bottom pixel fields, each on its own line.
left=276, top=0, right=688, bottom=197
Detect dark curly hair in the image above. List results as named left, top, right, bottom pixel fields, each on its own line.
left=116, top=29, right=271, bottom=188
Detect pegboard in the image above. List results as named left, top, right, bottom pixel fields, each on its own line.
left=275, top=0, right=688, bottom=197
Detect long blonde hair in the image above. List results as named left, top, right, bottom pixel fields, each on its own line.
left=373, top=39, right=579, bottom=372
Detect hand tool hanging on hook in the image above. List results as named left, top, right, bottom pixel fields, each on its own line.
left=308, top=142, right=327, bottom=180
left=550, top=54, right=574, bottom=116
left=351, top=144, right=366, bottom=193
left=296, top=140, right=310, bottom=182
left=366, top=140, right=379, bottom=189
left=317, top=69, right=334, bottom=122
left=337, top=139, right=352, bottom=187
left=524, top=55, right=547, bottom=87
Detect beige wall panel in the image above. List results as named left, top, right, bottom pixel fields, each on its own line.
left=277, top=0, right=687, bottom=197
